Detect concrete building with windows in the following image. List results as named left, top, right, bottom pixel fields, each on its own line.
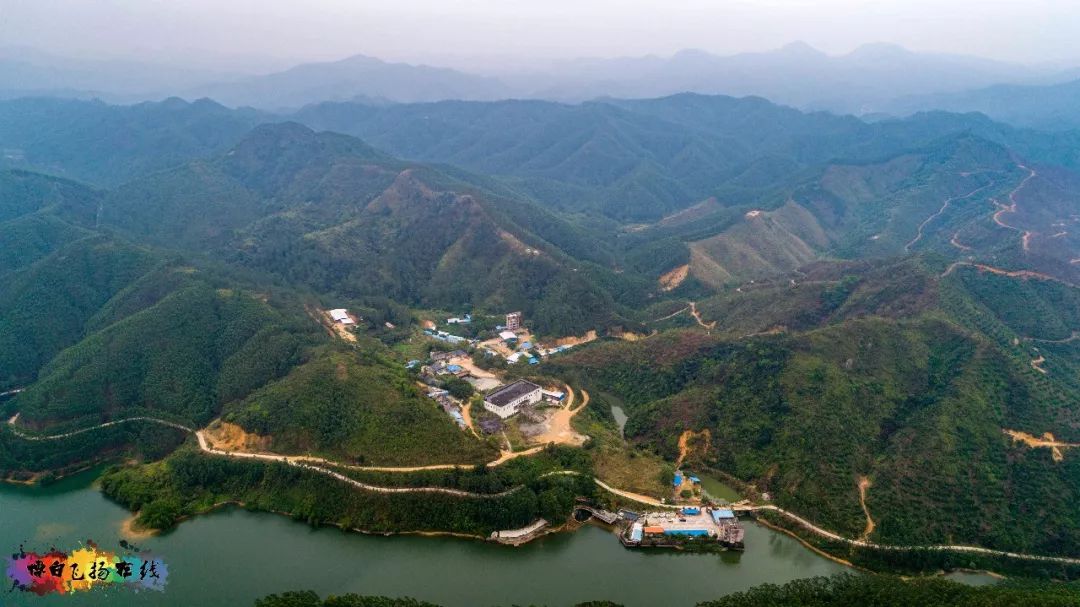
left=483, top=379, right=542, bottom=418
left=506, top=311, right=523, bottom=330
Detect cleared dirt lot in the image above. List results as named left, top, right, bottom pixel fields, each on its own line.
left=519, top=387, right=590, bottom=447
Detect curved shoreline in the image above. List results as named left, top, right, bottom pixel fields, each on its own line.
left=9, top=414, right=1080, bottom=567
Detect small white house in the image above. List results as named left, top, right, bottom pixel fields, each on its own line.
left=329, top=308, right=354, bottom=325
left=499, top=330, right=518, bottom=342
left=483, top=379, right=543, bottom=419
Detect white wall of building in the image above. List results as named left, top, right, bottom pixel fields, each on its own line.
left=483, top=388, right=542, bottom=418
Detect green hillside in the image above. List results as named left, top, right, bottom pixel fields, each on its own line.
left=0, top=237, right=159, bottom=390
left=0, top=169, right=99, bottom=274
left=546, top=260, right=1080, bottom=559
left=700, top=574, right=1080, bottom=607
left=13, top=277, right=316, bottom=426
left=225, top=348, right=496, bottom=466
left=249, top=575, right=1080, bottom=607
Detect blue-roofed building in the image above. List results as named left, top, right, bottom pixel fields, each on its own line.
left=519, top=341, right=532, bottom=350
left=673, top=473, right=683, bottom=486
left=681, top=507, right=701, bottom=516
left=688, top=475, right=701, bottom=484
left=711, top=509, right=736, bottom=523
left=446, top=364, right=463, bottom=373
left=528, top=357, right=539, bottom=365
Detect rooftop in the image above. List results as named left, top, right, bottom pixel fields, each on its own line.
left=485, top=379, right=541, bottom=407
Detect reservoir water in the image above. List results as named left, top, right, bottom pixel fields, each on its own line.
left=697, top=474, right=742, bottom=503
left=0, top=468, right=851, bottom=607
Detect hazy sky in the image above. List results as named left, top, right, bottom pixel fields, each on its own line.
left=4, top=0, right=1080, bottom=72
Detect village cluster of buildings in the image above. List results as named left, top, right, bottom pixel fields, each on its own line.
left=406, top=311, right=582, bottom=431
left=417, top=349, right=470, bottom=378
left=419, top=311, right=582, bottom=366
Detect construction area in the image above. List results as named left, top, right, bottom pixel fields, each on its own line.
left=620, top=506, right=746, bottom=551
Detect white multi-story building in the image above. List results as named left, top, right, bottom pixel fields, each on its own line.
left=483, top=379, right=542, bottom=418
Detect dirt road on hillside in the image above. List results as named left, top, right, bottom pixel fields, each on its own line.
left=9, top=414, right=1080, bottom=564
left=905, top=182, right=994, bottom=252
left=992, top=164, right=1038, bottom=252
left=857, top=476, right=875, bottom=541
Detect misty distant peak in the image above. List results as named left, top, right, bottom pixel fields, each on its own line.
left=332, top=54, right=387, bottom=67
left=670, top=48, right=716, bottom=61
left=846, top=42, right=913, bottom=61
left=777, top=41, right=825, bottom=57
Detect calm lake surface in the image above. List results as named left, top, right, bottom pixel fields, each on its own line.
left=697, top=474, right=742, bottom=503
left=0, top=468, right=853, bottom=607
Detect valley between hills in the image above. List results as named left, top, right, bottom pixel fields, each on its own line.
left=1, top=92, right=1078, bottom=586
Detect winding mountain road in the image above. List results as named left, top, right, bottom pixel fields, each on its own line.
left=7, top=413, right=1080, bottom=564
left=745, top=503, right=1080, bottom=566
left=940, top=261, right=1078, bottom=288
left=992, top=164, right=1038, bottom=252
left=647, top=305, right=690, bottom=324
left=904, top=182, right=994, bottom=252
left=7, top=416, right=526, bottom=498
left=688, top=301, right=716, bottom=331
left=1025, top=331, right=1080, bottom=345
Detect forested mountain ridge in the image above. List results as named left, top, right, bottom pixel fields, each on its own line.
left=98, top=122, right=640, bottom=335
left=289, top=93, right=1080, bottom=226
left=0, top=97, right=265, bottom=185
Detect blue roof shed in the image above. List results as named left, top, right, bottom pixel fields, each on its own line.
left=711, top=509, right=736, bottom=523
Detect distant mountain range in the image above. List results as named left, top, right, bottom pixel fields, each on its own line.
left=0, top=46, right=248, bottom=102
left=884, top=77, right=1080, bottom=131
left=4, top=43, right=1077, bottom=118
left=3, top=93, right=1077, bottom=285
left=502, top=42, right=1060, bottom=113
left=183, top=54, right=512, bottom=109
